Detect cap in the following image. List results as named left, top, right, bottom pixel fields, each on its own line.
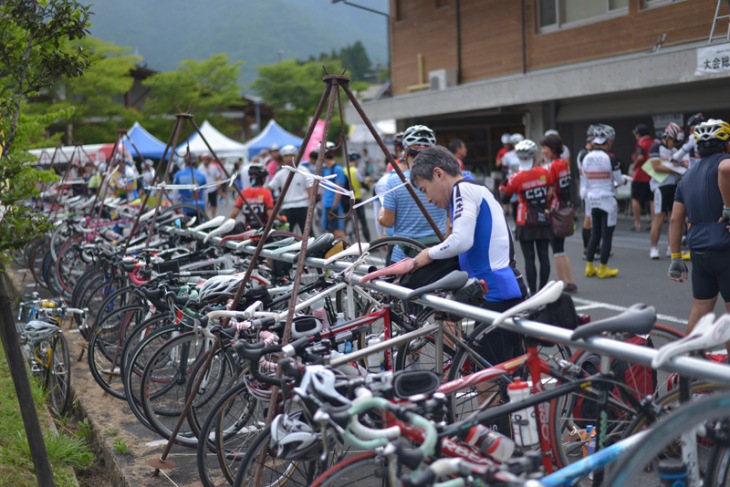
left=544, top=129, right=560, bottom=137
left=270, top=144, right=280, bottom=151
left=501, top=133, right=511, bottom=144
left=633, top=124, right=650, bottom=137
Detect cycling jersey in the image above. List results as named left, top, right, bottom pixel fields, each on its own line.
left=235, top=187, right=273, bottom=229
left=500, top=167, right=552, bottom=226
left=581, top=149, right=622, bottom=200
left=675, top=152, right=730, bottom=251
left=428, top=180, right=522, bottom=302
left=268, top=166, right=312, bottom=209
left=548, top=158, right=571, bottom=209
left=173, top=167, right=207, bottom=212
left=648, top=142, right=680, bottom=191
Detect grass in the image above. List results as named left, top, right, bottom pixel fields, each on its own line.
left=0, top=338, right=95, bottom=486
left=112, top=438, right=129, bottom=455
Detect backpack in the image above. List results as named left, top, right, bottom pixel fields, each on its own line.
left=571, top=335, right=656, bottom=428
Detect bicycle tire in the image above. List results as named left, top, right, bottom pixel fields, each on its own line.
left=87, top=304, right=147, bottom=399
left=365, top=236, right=426, bottom=270
left=122, top=320, right=180, bottom=430
left=309, top=451, right=383, bottom=487
left=28, top=237, right=50, bottom=288
left=605, top=392, right=730, bottom=487
left=233, top=424, right=317, bottom=487
left=139, top=331, right=209, bottom=447
left=195, top=379, right=258, bottom=487
left=45, top=332, right=71, bottom=417
left=445, top=318, right=571, bottom=424
left=55, top=234, right=88, bottom=296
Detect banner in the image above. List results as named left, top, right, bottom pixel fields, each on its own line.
left=304, top=119, right=326, bottom=163
left=695, top=43, right=730, bottom=76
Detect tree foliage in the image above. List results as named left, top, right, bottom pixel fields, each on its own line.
left=28, top=36, right=142, bottom=145
left=141, top=54, right=244, bottom=140
left=0, top=0, right=90, bottom=266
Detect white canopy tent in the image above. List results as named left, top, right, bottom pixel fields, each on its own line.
left=176, top=120, right=248, bottom=159
left=347, top=119, right=396, bottom=161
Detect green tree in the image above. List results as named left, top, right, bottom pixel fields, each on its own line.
left=339, top=41, right=372, bottom=81
left=0, top=0, right=90, bottom=265
left=252, top=59, right=370, bottom=135
left=141, top=54, right=244, bottom=140
left=30, top=36, right=142, bottom=145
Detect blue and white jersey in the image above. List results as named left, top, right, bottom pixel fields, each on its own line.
left=429, top=180, right=522, bottom=302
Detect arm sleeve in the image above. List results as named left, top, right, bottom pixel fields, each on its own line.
left=428, top=185, right=478, bottom=260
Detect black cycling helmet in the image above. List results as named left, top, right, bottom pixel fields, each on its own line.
left=633, top=124, right=650, bottom=137
left=347, top=152, right=361, bottom=162
left=248, top=164, right=267, bottom=179
left=687, top=113, right=705, bottom=128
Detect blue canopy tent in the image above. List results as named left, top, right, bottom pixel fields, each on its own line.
left=124, top=122, right=168, bottom=159
left=243, top=120, right=304, bottom=159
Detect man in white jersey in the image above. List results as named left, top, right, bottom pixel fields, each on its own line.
left=411, top=145, right=525, bottom=365
left=266, top=144, right=312, bottom=234
left=580, top=126, right=627, bottom=278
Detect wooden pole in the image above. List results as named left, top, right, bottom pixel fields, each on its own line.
left=0, top=274, right=55, bottom=487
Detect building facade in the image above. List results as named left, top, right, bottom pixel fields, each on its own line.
left=346, top=0, right=730, bottom=179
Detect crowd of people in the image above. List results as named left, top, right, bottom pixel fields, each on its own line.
left=65, top=115, right=730, bottom=332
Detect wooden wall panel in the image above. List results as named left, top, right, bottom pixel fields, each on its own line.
left=390, top=0, right=721, bottom=94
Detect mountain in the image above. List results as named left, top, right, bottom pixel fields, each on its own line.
left=86, top=0, right=389, bottom=88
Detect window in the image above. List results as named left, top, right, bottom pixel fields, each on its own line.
left=539, top=0, right=628, bottom=30
left=643, top=0, right=684, bottom=9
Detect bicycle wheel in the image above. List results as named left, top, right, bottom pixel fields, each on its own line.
left=310, top=451, right=386, bottom=487
left=55, top=234, right=88, bottom=296
left=196, top=380, right=259, bottom=487
left=45, top=332, right=71, bottom=416
left=87, top=305, right=147, bottom=399
left=394, top=307, right=457, bottom=374
left=28, top=237, right=50, bottom=288
left=365, top=236, right=426, bottom=270
left=139, top=331, right=209, bottom=447
left=605, top=393, right=730, bottom=487
left=233, top=425, right=317, bottom=487
left=185, top=344, right=242, bottom=441
left=122, top=320, right=180, bottom=430
left=445, top=319, right=571, bottom=424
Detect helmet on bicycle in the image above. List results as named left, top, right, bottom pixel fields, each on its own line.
left=694, top=119, right=730, bottom=143
left=663, top=122, right=683, bottom=142
left=402, top=125, right=436, bottom=150
left=270, top=413, right=321, bottom=460
left=514, top=139, right=538, bottom=160
left=198, top=275, right=244, bottom=302
left=304, top=366, right=351, bottom=407
left=280, top=145, right=298, bottom=157
left=23, top=320, right=58, bottom=341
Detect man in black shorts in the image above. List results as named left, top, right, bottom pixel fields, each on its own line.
left=668, top=119, right=730, bottom=340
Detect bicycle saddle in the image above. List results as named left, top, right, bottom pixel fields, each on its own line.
left=220, top=229, right=258, bottom=243
left=305, top=233, right=336, bottom=258
left=652, top=313, right=730, bottom=369
left=403, top=270, right=469, bottom=299
left=270, top=237, right=312, bottom=255
left=263, top=236, right=298, bottom=249
left=203, top=218, right=236, bottom=243
left=323, top=241, right=369, bottom=265
left=570, top=303, right=656, bottom=340
left=193, top=215, right=226, bottom=232
left=360, top=258, right=415, bottom=284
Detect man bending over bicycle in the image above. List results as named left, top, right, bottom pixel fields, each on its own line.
left=411, top=145, right=527, bottom=365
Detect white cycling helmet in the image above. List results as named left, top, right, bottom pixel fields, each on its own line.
left=280, top=145, right=297, bottom=157
left=501, top=133, right=511, bottom=145
left=694, top=119, right=730, bottom=143
left=199, top=275, right=244, bottom=302
left=592, top=125, right=612, bottom=145
left=509, top=133, right=525, bottom=145
left=544, top=129, right=560, bottom=137
left=402, top=125, right=436, bottom=150
left=599, top=124, right=616, bottom=141
left=270, top=413, right=321, bottom=460
left=24, top=320, right=59, bottom=341
left=514, top=139, right=538, bottom=159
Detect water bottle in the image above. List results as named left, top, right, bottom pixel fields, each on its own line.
left=584, top=425, right=595, bottom=457
left=507, top=380, right=539, bottom=447
left=343, top=340, right=353, bottom=354
left=335, top=313, right=347, bottom=353
left=657, top=459, right=687, bottom=487
left=310, top=300, right=329, bottom=330
left=465, top=424, right=515, bottom=462
left=365, top=334, right=385, bottom=372
left=586, top=425, right=596, bottom=456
